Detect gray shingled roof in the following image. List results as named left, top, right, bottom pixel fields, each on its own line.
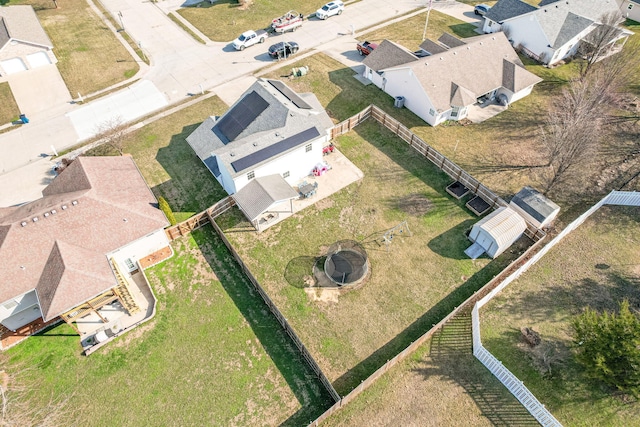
left=0, top=157, right=168, bottom=320
left=484, top=0, right=537, bottom=23
left=396, top=33, right=541, bottom=112
left=186, top=79, right=333, bottom=180
left=0, top=5, right=53, bottom=50
left=232, top=174, right=298, bottom=221
left=438, top=33, right=466, bottom=49
left=510, top=186, right=560, bottom=224
left=539, top=10, right=594, bottom=48
left=362, top=40, right=418, bottom=71
left=419, top=39, right=448, bottom=55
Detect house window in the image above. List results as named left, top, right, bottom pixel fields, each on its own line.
left=247, top=171, right=255, bottom=180
left=429, top=108, right=435, bottom=116
left=450, top=106, right=460, bottom=118
left=488, top=21, right=492, bottom=27
left=283, top=171, right=290, bottom=178
left=628, top=3, right=633, bottom=10
left=124, top=258, right=136, bottom=271
left=305, top=143, right=312, bottom=152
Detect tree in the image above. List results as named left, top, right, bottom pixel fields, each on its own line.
left=94, top=116, right=128, bottom=155
left=572, top=299, right=640, bottom=396
left=158, top=196, right=177, bottom=225
left=578, top=11, right=626, bottom=78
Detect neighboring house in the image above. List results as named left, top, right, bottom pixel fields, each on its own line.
left=508, top=186, right=560, bottom=229
left=465, top=206, right=527, bottom=259
left=617, top=0, right=640, bottom=23
left=0, top=156, right=170, bottom=349
left=361, top=33, right=542, bottom=126
left=186, top=78, right=334, bottom=195
left=0, top=5, right=57, bottom=76
left=482, top=0, right=632, bottom=66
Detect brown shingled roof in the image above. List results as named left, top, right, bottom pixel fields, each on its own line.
left=0, top=156, right=168, bottom=319
left=362, top=40, right=418, bottom=72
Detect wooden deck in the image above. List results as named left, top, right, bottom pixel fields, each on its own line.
left=0, top=317, right=62, bottom=350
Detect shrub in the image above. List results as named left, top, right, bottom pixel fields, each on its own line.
left=572, top=299, right=640, bottom=396
left=158, top=196, right=177, bottom=225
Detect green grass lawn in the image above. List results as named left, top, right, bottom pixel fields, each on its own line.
left=360, top=10, right=478, bottom=51
left=13, top=0, right=139, bottom=97
left=218, top=119, right=530, bottom=395
left=0, top=82, right=19, bottom=125
left=178, top=0, right=323, bottom=42
left=480, top=206, right=640, bottom=426
left=6, top=230, right=333, bottom=426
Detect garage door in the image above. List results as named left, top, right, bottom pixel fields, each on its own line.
left=27, top=51, right=52, bottom=69
left=1, top=57, right=27, bottom=75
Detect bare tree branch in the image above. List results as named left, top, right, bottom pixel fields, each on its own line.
left=94, top=116, right=128, bottom=156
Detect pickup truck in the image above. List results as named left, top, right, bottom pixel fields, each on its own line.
left=356, top=41, right=378, bottom=56
left=232, top=30, right=268, bottom=51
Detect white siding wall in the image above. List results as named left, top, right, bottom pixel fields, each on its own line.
left=382, top=69, right=437, bottom=126
left=231, top=136, right=327, bottom=193
left=364, top=66, right=385, bottom=88
left=504, top=16, right=552, bottom=62
left=217, top=158, right=236, bottom=194
left=109, top=229, right=170, bottom=273
left=621, top=0, right=640, bottom=22
left=0, top=290, right=42, bottom=329
left=483, top=19, right=502, bottom=34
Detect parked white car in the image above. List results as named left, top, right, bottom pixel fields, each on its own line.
left=316, top=1, right=344, bottom=20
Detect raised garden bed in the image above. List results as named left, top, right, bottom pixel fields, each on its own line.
left=466, top=196, right=491, bottom=216
left=446, top=181, right=470, bottom=200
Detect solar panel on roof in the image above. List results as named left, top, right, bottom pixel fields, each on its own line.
left=214, top=91, right=269, bottom=143
left=267, top=80, right=312, bottom=110
left=231, top=127, right=320, bottom=173
left=203, top=155, right=220, bottom=177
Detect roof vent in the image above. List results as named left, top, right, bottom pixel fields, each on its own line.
left=479, top=42, right=483, bottom=45
left=62, top=205, right=68, bottom=210
left=44, top=212, right=50, bottom=218
left=32, top=217, right=38, bottom=222
left=123, top=218, right=128, bottom=222
left=230, top=152, right=235, bottom=157
left=51, top=209, right=57, bottom=214
left=72, top=200, right=78, bottom=206
left=20, top=266, right=25, bottom=270
left=21, top=221, right=27, bottom=227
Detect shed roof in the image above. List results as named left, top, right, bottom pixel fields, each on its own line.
left=473, top=206, right=526, bottom=249
left=232, top=174, right=299, bottom=221
left=186, top=79, right=333, bottom=180
left=0, top=5, right=53, bottom=50
left=509, top=186, right=560, bottom=224
left=0, top=156, right=168, bottom=320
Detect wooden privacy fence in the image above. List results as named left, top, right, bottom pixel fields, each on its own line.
left=470, top=190, right=640, bottom=427
left=165, top=196, right=235, bottom=240
left=332, top=105, right=545, bottom=242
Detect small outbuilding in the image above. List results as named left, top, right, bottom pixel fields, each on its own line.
left=465, top=206, right=526, bottom=259
left=509, top=186, right=560, bottom=229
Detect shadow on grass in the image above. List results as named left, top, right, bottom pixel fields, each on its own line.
left=285, top=256, right=318, bottom=288
left=427, top=218, right=475, bottom=260
left=154, top=124, right=226, bottom=214
left=332, top=251, right=518, bottom=394
left=414, top=314, right=540, bottom=426
left=191, top=226, right=334, bottom=425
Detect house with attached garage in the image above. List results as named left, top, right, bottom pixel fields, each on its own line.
left=186, top=78, right=334, bottom=195
left=0, top=5, right=57, bottom=76
left=0, top=156, right=171, bottom=352
left=361, top=33, right=542, bottom=127
left=481, top=0, right=632, bottom=66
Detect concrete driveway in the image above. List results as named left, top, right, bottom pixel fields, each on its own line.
left=6, top=65, right=72, bottom=116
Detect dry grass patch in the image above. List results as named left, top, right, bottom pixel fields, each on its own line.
left=0, top=82, right=19, bottom=125
left=219, top=120, right=530, bottom=394
left=480, top=206, right=640, bottom=425
left=15, top=0, right=138, bottom=96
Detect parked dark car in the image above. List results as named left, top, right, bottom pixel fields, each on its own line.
left=474, top=4, right=490, bottom=16
left=268, top=41, right=299, bottom=59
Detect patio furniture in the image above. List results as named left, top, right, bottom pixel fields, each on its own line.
left=299, top=181, right=318, bottom=198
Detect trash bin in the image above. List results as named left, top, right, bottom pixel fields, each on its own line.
left=19, top=114, right=29, bottom=124
left=394, top=96, right=405, bottom=108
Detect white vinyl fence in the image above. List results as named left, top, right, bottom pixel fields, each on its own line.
left=472, top=190, right=640, bottom=427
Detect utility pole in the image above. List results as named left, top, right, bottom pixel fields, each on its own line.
left=422, top=0, right=433, bottom=41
